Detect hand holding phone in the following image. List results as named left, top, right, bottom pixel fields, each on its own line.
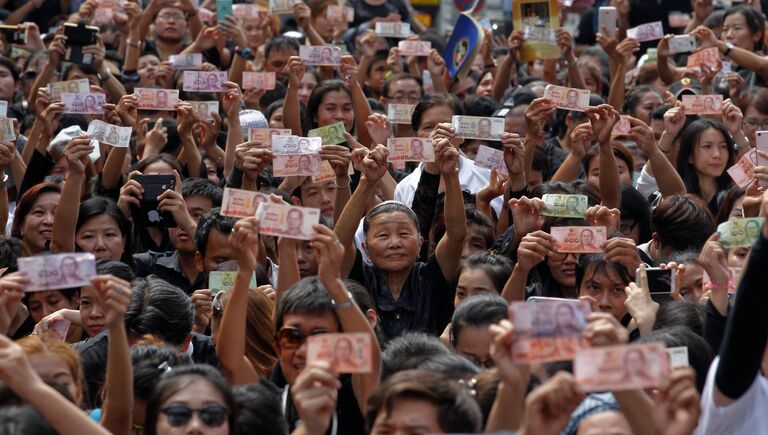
left=598, top=7, right=618, bottom=37
left=131, top=174, right=177, bottom=228
left=62, top=22, right=99, bottom=66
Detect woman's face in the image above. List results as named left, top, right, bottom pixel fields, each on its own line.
left=29, top=353, right=81, bottom=406
left=0, top=65, right=16, bottom=102
left=579, top=265, right=629, bottom=321
left=76, top=214, right=126, bottom=261
left=546, top=253, right=578, bottom=288
left=27, top=291, right=77, bottom=324
left=722, top=12, right=760, bottom=51
left=79, top=286, right=106, bottom=337
left=475, top=72, right=493, bottom=97
left=728, top=196, right=744, bottom=220
left=691, top=127, right=729, bottom=179
left=155, top=378, right=229, bottom=435
left=299, top=73, right=318, bottom=106
left=138, top=54, right=161, bottom=86
left=243, top=17, right=264, bottom=48
left=364, top=211, right=421, bottom=273
left=455, top=267, right=497, bottom=307
left=315, top=90, right=354, bottom=131
left=22, top=192, right=60, bottom=254
left=312, top=13, right=335, bottom=41
left=581, top=67, right=600, bottom=94
left=269, top=107, right=285, bottom=128
left=416, top=105, right=454, bottom=138
left=631, top=92, right=663, bottom=124
left=742, top=105, right=768, bottom=146
left=727, top=247, right=749, bottom=267
left=455, top=325, right=494, bottom=369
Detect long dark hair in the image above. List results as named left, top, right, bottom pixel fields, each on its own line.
left=723, top=5, right=765, bottom=51
left=75, top=196, right=134, bottom=264
left=675, top=119, right=735, bottom=199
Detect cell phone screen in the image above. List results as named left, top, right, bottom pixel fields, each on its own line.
left=644, top=268, right=673, bottom=293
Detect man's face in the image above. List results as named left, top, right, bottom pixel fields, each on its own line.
left=264, top=48, right=297, bottom=81
left=296, top=240, right=318, bottom=277
left=199, top=228, right=237, bottom=272
left=154, top=7, right=186, bottom=42
left=171, top=195, right=214, bottom=254
left=370, top=397, right=442, bottom=435
left=385, top=78, right=422, bottom=107
left=276, top=312, right=338, bottom=384
left=298, top=180, right=337, bottom=218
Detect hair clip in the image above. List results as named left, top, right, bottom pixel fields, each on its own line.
left=458, top=377, right=478, bottom=397
left=158, top=361, right=172, bottom=373
left=488, top=249, right=498, bottom=257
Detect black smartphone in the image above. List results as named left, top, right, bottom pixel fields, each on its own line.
left=0, top=25, right=26, bottom=45
left=132, top=174, right=177, bottom=228
left=639, top=267, right=676, bottom=304
left=63, top=22, right=99, bottom=66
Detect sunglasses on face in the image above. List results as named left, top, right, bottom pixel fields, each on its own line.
left=160, top=405, right=229, bottom=428
left=276, top=326, right=332, bottom=350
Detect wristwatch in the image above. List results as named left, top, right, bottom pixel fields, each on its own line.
left=235, top=47, right=255, bottom=61
left=723, top=42, right=734, bottom=57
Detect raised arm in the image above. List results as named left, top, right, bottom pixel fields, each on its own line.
left=523, top=98, right=557, bottom=183
left=501, top=229, right=553, bottom=302
left=588, top=105, right=621, bottom=209
left=607, top=39, right=639, bottom=111
left=631, top=115, right=686, bottom=197
left=51, top=136, right=93, bottom=254
left=176, top=103, right=202, bottom=178
left=556, top=29, right=585, bottom=91
left=28, top=31, right=66, bottom=112
left=340, top=56, right=374, bottom=149
left=222, top=82, right=245, bottom=178
left=95, top=276, right=134, bottom=435
left=312, top=224, right=381, bottom=413
left=283, top=56, right=306, bottom=136
left=218, top=215, right=262, bottom=385
left=551, top=122, right=591, bottom=183
left=655, top=36, right=685, bottom=85
left=493, top=31, right=522, bottom=102
left=433, top=138, right=466, bottom=281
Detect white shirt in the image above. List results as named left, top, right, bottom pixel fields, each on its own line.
left=636, top=164, right=659, bottom=200
left=393, top=155, right=504, bottom=215
left=695, top=357, right=768, bottom=435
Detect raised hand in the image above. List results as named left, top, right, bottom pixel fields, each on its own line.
left=721, top=98, right=744, bottom=138
left=555, top=28, right=575, bottom=59
left=652, top=367, right=701, bottom=435
left=426, top=48, right=446, bottom=79
left=235, top=142, right=273, bottom=181
left=586, top=104, right=620, bottom=144
left=568, top=122, right=594, bottom=159
left=176, top=103, right=200, bottom=137
left=386, top=47, right=403, bottom=75
left=524, top=98, right=557, bottom=142
left=222, top=82, right=244, bottom=119
left=365, top=113, right=393, bottom=147
left=190, top=288, right=212, bottom=333
left=521, top=371, right=585, bottom=435
left=117, top=171, right=143, bottom=217
left=63, top=134, right=94, bottom=174
left=311, top=224, right=345, bottom=287
left=584, top=205, right=620, bottom=234
left=501, top=132, right=525, bottom=175
left=516, top=230, right=555, bottom=272
left=229, top=216, right=260, bottom=271
left=477, top=169, right=506, bottom=204
left=361, top=144, right=389, bottom=182
left=284, top=56, right=305, bottom=89
left=291, top=362, right=340, bottom=435
left=319, top=145, right=352, bottom=178
left=583, top=311, right=629, bottom=346
left=0, top=273, right=26, bottom=335
left=339, top=55, right=359, bottom=86
left=489, top=319, right=530, bottom=388
left=509, top=196, right=545, bottom=239
left=434, top=138, right=459, bottom=176
left=507, top=30, right=524, bottom=61
left=90, top=275, right=132, bottom=330
left=624, top=265, right=659, bottom=335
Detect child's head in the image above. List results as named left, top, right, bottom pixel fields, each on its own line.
left=576, top=253, right=634, bottom=321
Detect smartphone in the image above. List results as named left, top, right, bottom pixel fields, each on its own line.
left=132, top=174, right=177, bottom=228
left=638, top=267, right=675, bottom=304
left=756, top=131, right=768, bottom=186
left=669, top=35, right=697, bottom=54
left=63, top=22, right=99, bottom=66
left=598, top=7, right=618, bottom=37
left=0, top=25, right=26, bottom=45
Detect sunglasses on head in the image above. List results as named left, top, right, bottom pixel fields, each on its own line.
left=160, top=405, right=229, bottom=428
left=276, top=326, right=332, bottom=350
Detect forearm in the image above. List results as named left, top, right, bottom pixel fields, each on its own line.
left=541, top=59, right=557, bottom=85
left=333, top=176, right=351, bottom=224
left=276, top=240, right=300, bottom=296
left=100, top=147, right=127, bottom=190
left=728, top=45, right=768, bottom=81
left=51, top=172, right=84, bottom=253
left=101, top=323, right=133, bottom=435
left=647, top=141, right=686, bottom=196
left=102, top=74, right=127, bottom=102
left=336, top=178, right=375, bottom=277
left=565, top=56, right=586, bottom=90
left=598, top=143, right=621, bottom=209
left=179, top=135, right=202, bottom=177
left=22, top=382, right=111, bottom=435
left=0, top=187, right=8, bottom=234
left=224, top=113, right=243, bottom=178
left=501, top=265, right=529, bottom=302
left=378, top=171, right=396, bottom=200
left=28, top=62, right=57, bottom=113
left=124, top=31, right=141, bottom=71
left=228, top=54, right=246, bottom=86
left=607, top=61, right=627, bottom=111
left=351, top=82, right=373, bottom=148
left=357, top=55, right=371, bottom=87
left=485, top=381, right=526, bottom=432
left=550, top=152, right=582, bottom=183
left=22, top=121, right=42, bottom=165
left=4, top=2, right=34, bottom=24
left=284, top=85, right=303, bottom=136
left=443, top=172, right=466, bottom=243
left=614, top=390, right=655, bottom=435
left=657, top=56, right=682, bottom=85
left=188, top=14, right=202, bottom=39
left=217, top=269, right=260, bottom=383
left=523, top=138, right=538, bottom=185
left=492, top=55, right=515, bottom=103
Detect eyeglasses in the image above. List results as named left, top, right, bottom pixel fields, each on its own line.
left=276, top=326, right=332, bottom=350
left=160, top=405, right=229, bottom=428
left=156, top=12, right=186, bottom=21
left=743, top=118, right=768, bottom=130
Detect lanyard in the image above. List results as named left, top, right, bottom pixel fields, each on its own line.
left=283, top=385, right=338, bottom=435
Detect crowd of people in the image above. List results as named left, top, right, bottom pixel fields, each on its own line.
left=0, top=0, right=764, bottom=433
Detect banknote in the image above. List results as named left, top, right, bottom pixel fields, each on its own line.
left=682, top=94, right=723, bottom=115
left=574, top=342, right=670, bottom=392
left=668, top=35, right=697, bottom=54
left=474, top=145, right=508, bottom=177
left=208, top=271, right=258, bottom=295
left=325, top=5, right=354, bottom=22
left=307, top=122, right=346, bottom=145
left=272, top=135, right=322, bottom=154
left=612, top=115, right=631, bottom=136
left=686, top=47, right=720, bottom=70
left=542, top=194, right=588, bottom=218
left=169, top=53, right=202, bottom=70
left=232, top=3, right=259, bottom=17
left=387, top=103, right=416, bottom=125
left=136, top=88, right=179, bottom=111
left=216, top=0, right=233, bottom=23
left=87, top=120, right=131, bottom=148
left=666, top=346, right=689, bottom=369
left=269, top=0, right=299, bottom=14
left=188, top=101, right=219, bottom=120
left=727, top=148, right=756, bottom=188
left=299, top=46, right=342, bottom=66
left=18, top=253, right=97, bottom=292
left=307, top=333, right=372, bottom=373
left=375, top=21, right=410, bottom=38
left=273, top=154, right=322, bottom=177
left=0, top=118, right=15, bottom=141
left=717, top=217, right=765, bottom=248
left=387, top=137, right=435, bottom=162
left=397, top=40, right=431, bottom=56
left=626, top=21, right=664, bottom=42
left=0, top=101, right=6, bottom=118
left=256, top=202, right=320, bottom=240
left=221, top=187, right=270, bottom=217
left=49, top=79, right=90, bottom=101
left=508, top=299, right=591, bottom=363
left=61, top=92, right=106, bottom=114
left=551, top=226, right=607, bottom=253
left=183, top=71, right=228, bottom=92
left=248, top=128, right=292, bottom=148
left=242, top=71, right=276, bottom=90
left=543, top=84, right=590, bottom=112
left=452, top=115, right=504, bottom=140
left=313, top=160, right=337, bottom=183
left=49, top=317, right=71, bottom=341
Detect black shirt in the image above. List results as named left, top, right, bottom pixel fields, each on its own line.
left=348, top=251, right=454, bottom=340
left=132, top=250, right=205, bottom=294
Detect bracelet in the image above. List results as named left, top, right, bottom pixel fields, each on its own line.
left=126, top=40, right=140, bottom=48
left=705, top=282, right=729, bottom=290
left=332, top=291, right=355, bottom=309
left=335, top=177, right=351, bottom=189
